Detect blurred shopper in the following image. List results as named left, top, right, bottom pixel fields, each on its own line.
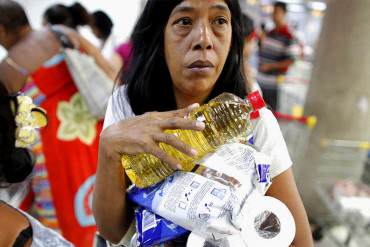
left=90, top=10, right=122, bottom=75
left=115, top=40, right=133, bottom=80
left=257, top=1, right=296, bottom=110
left=43, top=2, right=90, bottom=30
left=0, top=1, right=115, bottom=246
left=241, top=13, right=261, bottom=94
left=0, top=82, right=74, bottom=247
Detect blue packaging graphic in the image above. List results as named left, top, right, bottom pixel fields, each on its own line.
left=135, top=207, right=189, bottom=246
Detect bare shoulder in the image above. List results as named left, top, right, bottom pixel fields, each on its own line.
left=0, top=202, right=31, bottom=246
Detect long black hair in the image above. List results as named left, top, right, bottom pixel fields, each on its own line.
left=121, top=0, right=246, bottom=115
left=0, top=83, right=34, bottom=186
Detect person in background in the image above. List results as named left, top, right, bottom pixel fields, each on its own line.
left=241, top=13, right=261, bottom=94
left=115, top=40, right=133, bottom=80
left=257, top=1, right=296, bottom=110
left=42, top=2, right=90, bottom=30
left=0, top=82, right=74, bottom=247
left=0, top=1, right=115, bottom=246
left=93, top=0, right=314, bottom=246
left=90, top=10, right=122, bottom=75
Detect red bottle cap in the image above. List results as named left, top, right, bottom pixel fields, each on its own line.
left=247, top=91, right=266, bottom=111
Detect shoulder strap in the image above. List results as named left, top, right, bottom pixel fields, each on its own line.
left=12, top=226, right=33, bottom=247
left=49, top=26, right=75, bottom=49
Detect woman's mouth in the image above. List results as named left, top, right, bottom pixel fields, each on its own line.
left=187, top=60, right=215, bottom=75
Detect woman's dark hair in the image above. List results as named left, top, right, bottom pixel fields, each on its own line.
left=0, top=0, right=29, bottom=32
left=121, top=0, right=246, bottom=115
left=91, top=10, right=113, bottom=40
left=241, top=13, right=254, bottom=38
left=43, top=2, right=90, bottom=29
left=0, top=83, right=34, bottom=186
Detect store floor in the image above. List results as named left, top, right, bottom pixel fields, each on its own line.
left=315, top=225, right=370, bottom=247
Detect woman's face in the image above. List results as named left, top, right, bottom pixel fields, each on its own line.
left=164, top=0, right=232, bottom=102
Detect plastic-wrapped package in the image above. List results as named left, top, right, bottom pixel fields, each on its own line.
left=186, top=194, right=296, bottom=247
left=135, top=207, right=189, bottom=246
left=128, top=143, right=272, bottom=244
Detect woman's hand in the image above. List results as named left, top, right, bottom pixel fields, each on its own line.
left=94, top=103, right=204, bottom=243
left=52, top=25, right=80, bottom=48
left=100, top=103, right=205, bottom=169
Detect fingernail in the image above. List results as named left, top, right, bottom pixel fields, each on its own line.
left=190, top=148, right=198, bottom=156
left=188, top=103, right=200, bottom=110
left=176, top=164, right=183, bottom=170
left=196, top=121, right=205, bottom=129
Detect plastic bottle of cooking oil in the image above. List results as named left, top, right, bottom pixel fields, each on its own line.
left=122, top=91, right=265, bottom=188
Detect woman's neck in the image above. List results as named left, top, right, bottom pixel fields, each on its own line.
left=174, top=90, right=210, bottom=109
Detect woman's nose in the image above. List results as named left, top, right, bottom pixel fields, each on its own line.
left=192, top=21, right=213, bottom=51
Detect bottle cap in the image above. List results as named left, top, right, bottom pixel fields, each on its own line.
left=247, top=91, right=265, bottom=111
left=247, top=91, right=265, bottom=120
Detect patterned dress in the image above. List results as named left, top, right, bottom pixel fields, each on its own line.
left=22, top=53, right=102, bottom=247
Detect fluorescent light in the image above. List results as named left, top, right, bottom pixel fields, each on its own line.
left=288, top=4, right=306, bottom=13
left=279, top=0, right=304, bottom=3
left=308, top=1, right=327, bottom=11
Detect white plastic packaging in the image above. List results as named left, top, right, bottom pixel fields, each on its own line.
left=127, top=143, right=273, bottom=242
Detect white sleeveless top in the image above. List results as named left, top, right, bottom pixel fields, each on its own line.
left=17, top=206, right=74, bottom=247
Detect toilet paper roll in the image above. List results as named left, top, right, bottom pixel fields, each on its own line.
left=186, top=195, right=295, bottom=247
left=240, top=195, right=296, bottom=247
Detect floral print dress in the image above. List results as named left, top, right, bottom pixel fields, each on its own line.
left=26, top=53, right=102, bottom=247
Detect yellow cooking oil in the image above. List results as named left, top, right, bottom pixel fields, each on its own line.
left=122, top=93, right=254, bottom=188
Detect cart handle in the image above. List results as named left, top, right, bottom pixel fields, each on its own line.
left=273, top=111, right=317, bottom=128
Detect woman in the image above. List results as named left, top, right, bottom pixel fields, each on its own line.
left=0, top=1, right=115, bottom=246
left=90, top=10, right=122, bottom=74
left=241, top=13, right=261, bottom=94
left=0, top=82, right=73, bottom=247
left=93, top=0, right=314, bottom=246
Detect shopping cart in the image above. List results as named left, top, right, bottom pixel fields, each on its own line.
left=313, top=139, right=370, bottom=246
left=274, top=111, right=317, bottom=176
left=277, top=83, right=309, bottom=115
left=277, top=60, right=311, bottom=115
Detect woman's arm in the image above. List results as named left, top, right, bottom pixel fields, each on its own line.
left=266, top=168, right=314, bottom=247
left=77, top=35, right=119, bottom=80
left=93, top=140, right=133, bottom=243
left=0, top=29, right=59, bottom=92
left=93, top=104, right=204, bottom=243
left=54, top=25, right=119, bottom=80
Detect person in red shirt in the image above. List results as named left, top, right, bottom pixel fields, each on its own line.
left=257, top=1, right=296, bottom=110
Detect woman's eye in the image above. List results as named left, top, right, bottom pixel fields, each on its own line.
left=213, top=17, right=228, bottom=25
left=174, top=17, right=192, bottom=26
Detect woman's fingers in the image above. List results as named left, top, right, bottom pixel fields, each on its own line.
left=144, top=143, right=181, bottom=170
left=153, top=133, right=197, bottom=157
left=159, top=117, right=205, bottom=130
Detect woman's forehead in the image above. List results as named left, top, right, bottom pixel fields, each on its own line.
left=172, top=0, right=230, bottom=15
